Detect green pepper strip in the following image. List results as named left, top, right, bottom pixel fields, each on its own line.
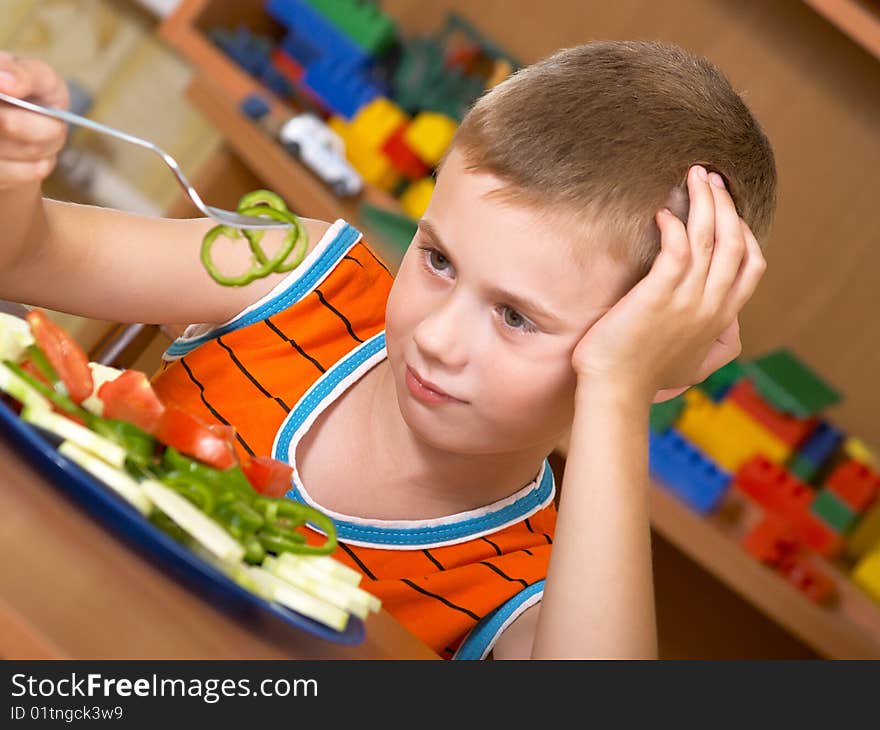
left=3, top=359, right=85, bottom=418
left=253, top=497, right=338, bottom=556
left=23, top=344, right=68, bottom=398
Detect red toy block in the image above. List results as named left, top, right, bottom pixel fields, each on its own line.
left=381, top=122, right=431, bottom=181
left=726, top=379, right=819, bottom=449
left=271, top=47, right=305, bottom=83
left=742, top=514, right=800, bottom=567
left=778, top=556, right=836, bottom=604
left=826, top=458, right=880, bottom=513
left=734, top=455, right=844, bottom=557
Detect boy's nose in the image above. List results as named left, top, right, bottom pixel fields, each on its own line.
left=412, top=302, right=469, bottom=369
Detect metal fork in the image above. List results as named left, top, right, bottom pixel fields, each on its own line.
left=0, top=91, right=293, bottom=231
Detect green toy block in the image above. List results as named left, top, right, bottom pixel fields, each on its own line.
left=696, top=358, right=745, bottom=400
left=649, top=394, right=685, bottom=434
left=305, top=0, right=397, bottom=56
left=788, top=452, right=819, bottom=484
left=358, top=202, right=417, bottom=259
left=743, top=348, right=840, bottom=418
left=811, top=488, right=857, bottom=533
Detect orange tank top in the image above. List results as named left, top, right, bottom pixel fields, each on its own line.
left=151, top=219, right=557, bottom=659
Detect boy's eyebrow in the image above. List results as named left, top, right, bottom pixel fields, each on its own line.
left=417, top=218, right=564, bottom=325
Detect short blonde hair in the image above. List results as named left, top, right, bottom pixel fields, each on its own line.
left=448, top=41, right=777, bottom=284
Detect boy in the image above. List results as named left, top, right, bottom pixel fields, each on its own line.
left=0, top=40, right=773, bottom=659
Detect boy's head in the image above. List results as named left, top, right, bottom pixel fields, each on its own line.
left=384, top=41, right=776, bottom=458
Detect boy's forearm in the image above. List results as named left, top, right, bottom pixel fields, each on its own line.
left=0, top=182, right=48, bottom=275
left=532, top=379, right=658, bottom=659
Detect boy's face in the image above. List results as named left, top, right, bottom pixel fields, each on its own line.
left=384, top=147, right=634, bottom=455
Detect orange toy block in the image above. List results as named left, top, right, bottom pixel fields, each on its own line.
left=726, top=378, right=820, bottom=449
left=826, top=458, right=880, bottom=513
left=779, top=555, right=836, bottom=604
left=742, top=514, right=800, bottom=567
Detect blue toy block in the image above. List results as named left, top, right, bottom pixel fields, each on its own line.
left=239, top=93, right=271, bottom=120
left=211, top=26, right=273, bottom=77
left=267, top=0, right=373, bottom=69
left=259, top=64, right=293, bottom=98
left=303, top=58, right=383, bottom=119
left=281, top=29, right=322, bottom=68
left=797, top=420, right=843, bottom=468
left=649, top=428, right=732, bottom=514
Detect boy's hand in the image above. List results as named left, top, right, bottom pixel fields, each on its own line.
left=571, top=164, right=767, bottom=403
left=0, top=51, right=69, bottom=191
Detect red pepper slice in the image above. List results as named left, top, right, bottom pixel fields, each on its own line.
left=242, top=456, right=294, bottom=498
left=98, top=369, right=166, bottom=434
left=154, top=404, right=238, bottom=470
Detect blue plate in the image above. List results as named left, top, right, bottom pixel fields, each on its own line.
left=0, top=395, right=364, bottom=647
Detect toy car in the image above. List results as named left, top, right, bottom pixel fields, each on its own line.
left=278, top=113, right=363, bottom=197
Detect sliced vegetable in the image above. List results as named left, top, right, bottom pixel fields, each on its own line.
left=277, top=550, right=364, bottom=587
left=0, top=361, right=52, bottom=412
left=58, top=441, right=152, bottom=514
left=140, top=479, right=245, bottom=563
left=82, top=362, right=125, bottom=416
left=0, top=312, right=34, bottom=362
left=245, top=565, right=349, bottom=631
left=23, top=407, right=127, bottom=468
left=25, top=310, right=93, bottom=403
left=242, top=455, right=294, bottom=497
left=98, top=368, right=165, bottom=433
left=154, top=405, right=238, bottom=470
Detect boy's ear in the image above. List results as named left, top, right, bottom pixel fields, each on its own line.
left=663, top=183, right=689, bottom=225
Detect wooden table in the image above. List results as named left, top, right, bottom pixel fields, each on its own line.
left=0, top=438, right=438, bottom=660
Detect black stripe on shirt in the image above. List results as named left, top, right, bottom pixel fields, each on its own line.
left=179, top=357, right=255, bottom=457
left=338, top=543, right=377, bottom=581
left=343, top=255, right=364, bottom=268
left=315, top=288, right=363, bottom=343
left=216, top=336, right=290, bottom=413
left=360, top=244, right=391, bottom=274
left=263, top=317, right=326, bottom=374
left=524, top=517, right=552, bottom=545
left=479, top=560, right=529, bottom=589
left=401, top=579, right=481, bottom=622
left=481, top=537, right=503, bottom=556
left=422, top=549, right=445, bottom=571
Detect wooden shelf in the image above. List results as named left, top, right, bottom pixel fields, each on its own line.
left=803, top=0, right=880, bottom=61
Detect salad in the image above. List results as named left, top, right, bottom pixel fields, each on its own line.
left=0, top=310, right=379, bottom=632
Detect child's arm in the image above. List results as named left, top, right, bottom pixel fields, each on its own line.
left=0, top=53, right=330, bottom=326
left=495, top=165, right=766, bottom=659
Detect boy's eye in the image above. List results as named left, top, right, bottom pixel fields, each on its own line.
left=500, top=306, right=538, bottom=334
left=427, top=248, right=450, bottom=272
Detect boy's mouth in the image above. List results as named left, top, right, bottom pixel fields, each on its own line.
left=405, top=365, right=463, bottom=403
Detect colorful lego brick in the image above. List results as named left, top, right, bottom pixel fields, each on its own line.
left=780, top=556, right=836, bottom=604
left=843, top=436, right=879, bottom=469
left=648, top=429, right=732, bottom=515
left=826, top=459, right=880, bottom=513
left=649, top=394, right=685, bottom=434
left=852, top=550, right=880, bottom=603
left=271, top=48, right=305, bottom=84
left=304, top=58, right=383, bottom=120
left=329, top=113, right=401, bottom=191
left=268, top=0, right=372, bottom=69
left=304, top=0, right=397, bottom=56
left=399, top=177, right=436, bottom=219
left=403, top=111, right=458, bottom=167
left=846, top=499, right=880, bottom=560
left=676, top=395, right=791, bottom=473
left=742, top=514, right=800, bottom=567
left=743, top=348, right=840, bottom=418
left=788, top=453, right=819, bottom=484
left=789, top=420, right=843, bottom=482
left=726, top=378, right=819, bottom=449
left=734, top=455, right=843, bottom=557
left=696, top=358, right=745, bottom=401
left=239, top=93, right=271, bottom=121
left=810, top=488, right=857, bottom=533
left=381, top=123, right=431, bottom=180
left=349, top=98, right=409, bottom=151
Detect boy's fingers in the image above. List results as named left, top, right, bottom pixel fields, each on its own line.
left=682, top=165, right=716, bottom=282
left=647, top=207, right=691, bottom=295
left=0, top=53, right=69, bottom=108
left=720, top=220, right=766, bottom=322
left=702, top=174, right=747, bottom=310
left=0, top=156, right=57, bottom=188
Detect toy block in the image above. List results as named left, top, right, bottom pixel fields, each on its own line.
left=789, top=420, right=843, bottom=483
left=404, top=111, right=458, bottom=167
left=743, top=348, right=840, bottom=418
left=677, top=396, right=791, bottom=473
left=399, top=178, right=436, bottom=219
left=845, top=500, right=880, bottom=560
left=696, top=358, right=746, bottom=401
left=734, top=455, right=843, bottom=557
left=304, top=58, right=383, bottom=120
left=843, top=436, right=879, bottom=469
left=349, top=97, right=409, bottom=151
left=779, top=555, right=836, bottom=604
left=788, top=453, right=820, bottom=484
left=267, top=0, right=372, bottom=69
left=649, top=394, right=685, bottom=434
left=304, top=0, right=397, bottom=57
left=726, top=378, right=819, bottom=449
left=741, top=514, right=800, bottom=567
left=239, top=94, right=270, bottom=121
left=381, top=122, right=431, bottom=180
left=852, top=550, right=880, bottom=603
left=826, top=459, right=880, bottom=513
left=810, top=488, right=857, bottom=533
left=341, top=138, right=400, bottom=191
left=271, top=48, right=305, bottom=84
left=648, top=429, right=732, bottom=514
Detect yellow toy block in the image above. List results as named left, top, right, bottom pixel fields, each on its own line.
left=677, top=397, right=791, bottom=473
left=329, top=115, right=401, bottom=192
left=399, top=177, right=435, bottom=219
left=349, top=97, right=408, bottom=152
left=852, top=549, right=880, bottom=603
left=844, top=436, right=879, bottom=469
left=846, top=499, right=880, bottom=560
left=403, top=112, right=458, bottom=167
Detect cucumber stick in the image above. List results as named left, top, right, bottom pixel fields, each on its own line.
left=246, top=565, right=349, bottom=632
left=277, top=550, right=364, bottom=586
left=0, top=362, right=51, bottom=412
left=0, top=313, right=34, bottom=362
left=82, top=362, right=124, bottom=416
left=58, top=441, right=152, bottom=515
left=140, top=479, right=245, bottom=563
left=23, top=407, right=127, bottom=467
